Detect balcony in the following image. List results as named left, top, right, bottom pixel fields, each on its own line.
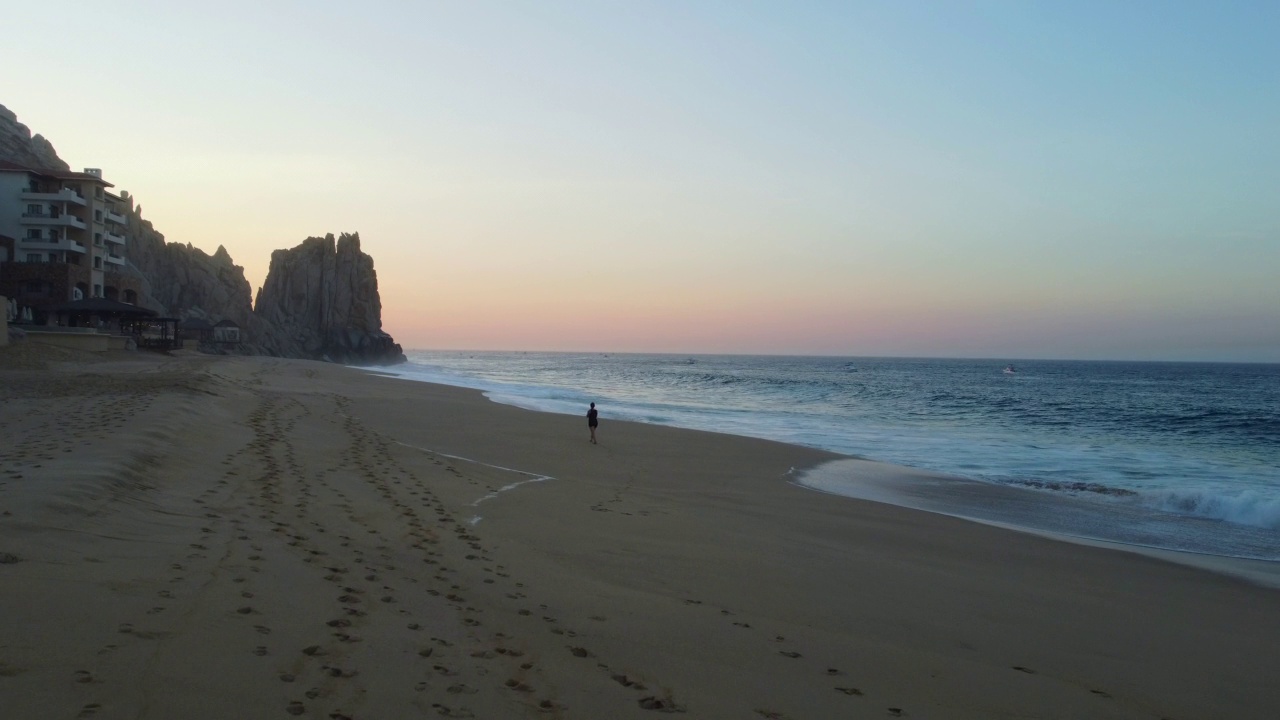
left=103, top=230, right=126, bottom=245
left=104, top=253, right=126, bottom=266
left=20, top=188, right=87, bottom=206
left=21, top=212, right=87, bottom=230
left=18, top=238, right=87, bottom=254
left=105, top=210, right=127, bottom=225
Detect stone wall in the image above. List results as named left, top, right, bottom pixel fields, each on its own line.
left=0, top=261, right=92, bottom=318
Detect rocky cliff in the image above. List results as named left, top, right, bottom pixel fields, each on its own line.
left=0, top=104, right=69, bottom=171
left=121, top=198, right=257, bottom=332
left=253, top=233, right=404, bottom=364
left=1, top=103, right=406, bottom=366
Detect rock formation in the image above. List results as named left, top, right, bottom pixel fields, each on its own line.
left=0, top=104, right=70, bottom=171
left=253, top=233, right=404, bottom=364
left=120, top=198, right=257, bottom=332
left=0, top=103, right=406, bottom=366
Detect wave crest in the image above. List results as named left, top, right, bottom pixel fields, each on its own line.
left=1142, top=489, right=1280, bottom=530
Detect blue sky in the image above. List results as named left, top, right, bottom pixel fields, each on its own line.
left=2, top=1, right=1276, bottom=360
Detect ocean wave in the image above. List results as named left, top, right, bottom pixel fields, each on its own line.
left=997, top=477, right=1280, bottom=530
left=1139, top=488, right=1280, bottom=530
left=1001, top=478, right=1138, bottom=497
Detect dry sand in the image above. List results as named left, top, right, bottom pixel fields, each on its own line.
left=1, top=347, right=1277, bottom=719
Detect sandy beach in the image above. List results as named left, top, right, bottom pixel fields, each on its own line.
left=1, top=347, right=1277, bottom=720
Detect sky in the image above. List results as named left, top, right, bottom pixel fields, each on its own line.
left=2, top=1, right=1277, bottom=361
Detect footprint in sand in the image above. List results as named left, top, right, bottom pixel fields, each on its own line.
left=835, top=687, right=863, bottom=696
left=638, top=696, right=684, bottom=712
left=504, top=678, right=534, bottom=693
left=430, top=703, right=474, bottom=718
left=612, top=674, right=647, bottom=690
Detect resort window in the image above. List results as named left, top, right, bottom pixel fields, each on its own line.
left=94, top=257, right=103, bottom=269
left=26, top=253, right=42, bottom=263
left=26, top=203, right=41, bottom=215
left=26, top=229, right=41, bottom=239
left=95, top=210, right=103, bottom=221
left=93, top=284, right=102, bottom=297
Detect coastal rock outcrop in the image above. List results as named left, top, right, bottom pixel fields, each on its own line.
left=0, top=104, right=70, bottom=171
left=1, top=102, right=406, bottom=366
left=121, top=200, right=256, bottom=331
left=253, top=233, right=405, bottom=365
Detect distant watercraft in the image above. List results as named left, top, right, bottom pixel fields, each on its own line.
left=1003, top=364, right=1017, bottom=374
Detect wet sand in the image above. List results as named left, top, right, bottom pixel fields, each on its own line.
left=1, top=347, right=1277, bottom=719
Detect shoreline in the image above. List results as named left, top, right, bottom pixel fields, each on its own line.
left=373, top=364, right=1280, bottom=583
left=3, top=348, right=1278, bottom=718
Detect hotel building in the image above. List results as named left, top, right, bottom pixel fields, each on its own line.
left=0, top=160, right=142, bottom=321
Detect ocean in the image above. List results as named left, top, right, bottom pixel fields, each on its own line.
left=380, top=352, right=1280, bottom=561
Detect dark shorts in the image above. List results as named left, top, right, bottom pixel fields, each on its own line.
left=588, top=419, right=598, bottom=428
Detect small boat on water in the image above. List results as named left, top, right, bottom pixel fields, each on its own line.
left=1003, top=364, right=1017, bottom=374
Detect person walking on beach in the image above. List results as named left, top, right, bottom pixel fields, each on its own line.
left=587, top=402, right=599, bottom=444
